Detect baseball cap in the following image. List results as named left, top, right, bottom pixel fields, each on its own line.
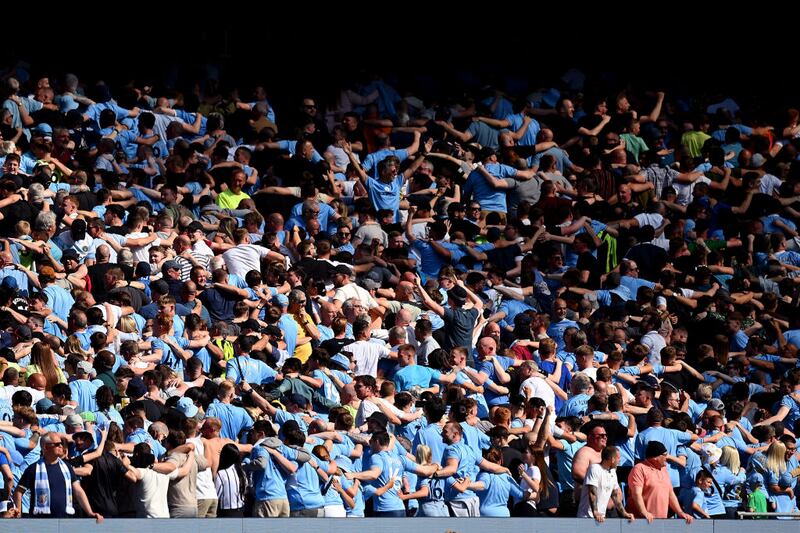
left=64, top=414, right=84, bottom=429
left=366, top=411, right=389, bottom=429
left=447, top=285, right=467, bottom=306
left=76, top=360, right=94, bottom=376
left=162, top=260, right=181, bottom=273
left=707, top=398, right=725, bottom=412
left=701, top=443, right=722, bottom=465
left=176, top=397, right=199, bottom=418
left=748, top=472, right=765, bottom=489
left=126, top=377, right=147, bottom=399
left=0, top=277, right=18, bottom=291
left=330, top=354, right=351, bottom=372
left=645, top=440, right=668, bottom=458
left=286, top=393, right=309, bottom=408
left=33, top=123, right=53, bottom=137
left=274, top=294, right=289, bottom=307
left=72, top=429, right=95, bottom=443
left=61, top=250, right=80, bottom=264
left=35, top=397, right=54, bottom=413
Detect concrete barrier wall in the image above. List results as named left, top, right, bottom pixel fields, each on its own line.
left=0, top=517, right=797, bottom=533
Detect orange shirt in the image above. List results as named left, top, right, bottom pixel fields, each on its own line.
left=628, top=460, right=672, bottom=518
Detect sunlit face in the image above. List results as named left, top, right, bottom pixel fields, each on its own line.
left=477, top=337, right=497, bottom=357
left=3, top=159, right=19, bottom=174
left=230, top=172, right=246, bottom=192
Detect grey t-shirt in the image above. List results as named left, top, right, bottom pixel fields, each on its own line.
left=505, top=176, right=543, bottom=217
left=354, top=222, right=388, bottom=247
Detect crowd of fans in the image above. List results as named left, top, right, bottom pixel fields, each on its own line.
left=0, top=63, right=798, bottom=522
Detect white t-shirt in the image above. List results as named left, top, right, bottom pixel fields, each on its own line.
left=577, top=463, right=619, bottom=518
left=633, top=213, right=664, bottom=229
left=342, top=340, right=391, bottom=377
left=126, top=231, right=161, bottom=264
left=519, top=376, right=555, bottom=409
left=0, top=386, right=45, bottom=406
left=355, top=397, right=404, bottom=428
left=222, top=244, right=269, bottom=279
left=135, top=467, right=178, bottom=518
left=332, top=283, right=378, bottom=310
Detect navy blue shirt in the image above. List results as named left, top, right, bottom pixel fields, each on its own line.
left=19, top=460, right=78, bottom=518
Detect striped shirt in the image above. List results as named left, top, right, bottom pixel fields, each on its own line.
left=215, top=465, right=244, bottom=510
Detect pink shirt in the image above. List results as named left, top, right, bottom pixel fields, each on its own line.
left=628, top=460, right=672, bottom=518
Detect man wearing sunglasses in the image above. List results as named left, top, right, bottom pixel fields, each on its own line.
left=14, top=432, right=103, bottom=522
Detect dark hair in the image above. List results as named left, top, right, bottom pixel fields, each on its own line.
left=218, top=442, right=247, bottom=502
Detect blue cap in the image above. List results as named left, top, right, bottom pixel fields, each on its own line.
left=0, top=277, right=18, bottom=290
left=286, top=393, right=309, bottom=407
left=274, top=293, right=289, bottom=307
left=748, top=472, right=765, bottom=488
left=33, top=123, right=53, bottom=137
left=330, top=354, right=351, bottom=371
left=36, top=397, right=54, bottom=413
left=176, top=397, right=198, bottom=418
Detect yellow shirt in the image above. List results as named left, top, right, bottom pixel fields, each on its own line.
left=216, top=190, right=251, bottom=210
left=291, top=314, right=313, bottom=363
left=24, top=364, right=67, bottom=384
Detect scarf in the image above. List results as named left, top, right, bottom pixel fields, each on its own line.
left=33, top=458, right=74, bottom=515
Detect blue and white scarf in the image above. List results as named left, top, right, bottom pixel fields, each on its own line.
left=33, top=458, right=74, bottom=515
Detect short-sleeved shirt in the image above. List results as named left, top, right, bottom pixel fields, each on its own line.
left=393, top=365, right=441, bottom=391
left=627, top=461, right=672, bottom=518
left=19, top=460, right=78, bottom=518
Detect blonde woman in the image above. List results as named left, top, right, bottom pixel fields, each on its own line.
left=714, top=446, right=745, bottom=518
left=113, top=315, right=142, bottom=354
left=398, top=444, right=448, bottom=516
left=763, top=441, right=796, bottom=513
left=64, top=335, right=93, bottom=359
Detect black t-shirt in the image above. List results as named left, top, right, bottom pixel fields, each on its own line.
left=121, top=398, right=165, bottom=423
left=80, top=452, right=128, bottom=517
left=577, top=114, right=607, bottom=137
left=105, top=225, right=130, bottom=236
left=576, top=251, right=602, bottom=289
left=72, top=191, right=98, bottom=212
left=625, top=243, right=668, bottom=283
left=486, top=244, right=522, bottom=272
left=109, top=285, right=148, bottom=312
left=442, top=307, right=480, bottom=353
left=297, top=257, right=335, bottom=283
left=319, top=337, right=355, bottom=357
left=0, top=200, right=39, bottom=237
left=19, top=460, right=77, bottom=518
left=545, top=115, right=579, bottom=146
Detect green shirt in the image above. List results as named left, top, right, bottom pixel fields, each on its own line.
left=620, top=133, right=649, bottom=163
left=747, top=487, right=767, bottom=516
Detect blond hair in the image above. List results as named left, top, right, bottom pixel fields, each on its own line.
left=719, top=446, right=740, bottom=473
left=415, top=444, right=432, bottom=466
left=765, top=441, right=787, bottom=476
